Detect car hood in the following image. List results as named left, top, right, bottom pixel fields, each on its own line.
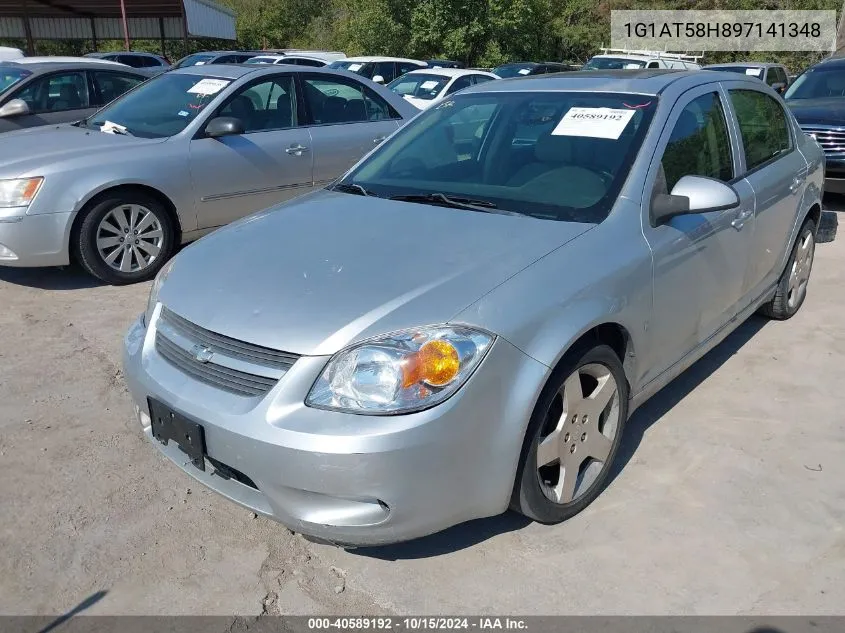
left=158, top=190, right=593, bottom=356
left=0, top=124, right=167, bottom=177
left=787, top=98, right=845, bottom=125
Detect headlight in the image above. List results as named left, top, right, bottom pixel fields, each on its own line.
left=144, top=258, right=175, bottom=326
left=306, top=325, right=494, bottom=415
left=0, top=178, right=43, bottom=208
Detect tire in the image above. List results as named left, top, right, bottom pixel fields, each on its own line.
left=759, top=218, right=816, bottom=320
left=511, top=343, right=629, bottom=524
left=76, top=191, right=176, bottom=285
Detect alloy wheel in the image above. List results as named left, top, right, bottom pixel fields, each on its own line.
left=536, top=363, right=621, bottom=504
left=787, top=231, right=814, bottom=310
left=96, top=204, right=164, bottom=273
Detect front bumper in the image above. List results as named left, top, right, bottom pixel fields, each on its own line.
left=122, top=311, right=548, bottom=546
left=0, top=211, right=74, bottom=267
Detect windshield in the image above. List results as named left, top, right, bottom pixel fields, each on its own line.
left=387, top=73, right=449, bottom=99
left=706, top=65, right=763, bottom=78
left=328, top=60, right=374, bottom=78
left=335, top=91, right=657, bottom=223
left=0, top=67, right=30, bottom=94
left=173, top=53, right=215, bottom=69
left=785, top=67, right=845, bottom=100
left=583, top=57, right=646, bottom=70
left=86, top=73, right=232, bottom=138
left=492, top=64, right=537, bottom=78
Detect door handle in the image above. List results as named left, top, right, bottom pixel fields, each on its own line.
left=373, top=136, right=386, bottom=144
left=286, top=144, right=309, bottom=155
left=731, top=208, right=754, bottom=230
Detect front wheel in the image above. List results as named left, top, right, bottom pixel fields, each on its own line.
left=511, top=343, right=629, bottom=524
left=76, top=192, right=176, bottom=285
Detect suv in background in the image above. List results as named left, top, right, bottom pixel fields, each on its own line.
left=491, top=62, right=578, bottom=77
left=85, top=51, right=170, bottom=71
left=583, top=49, right=702, bottom=70
left=704, top=62, right=789, bottom=94
left=327, top=57, right=427, bottom=84
left=785, top=56, right=845, bottom=193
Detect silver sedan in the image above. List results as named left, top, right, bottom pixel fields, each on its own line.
left=0, top=64, right=418, bottom=284
left=124, top=69, right=823, bottom=546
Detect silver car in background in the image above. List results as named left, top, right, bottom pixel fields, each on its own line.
left=0, top=64, right=418, bottom=284
left=124, top=70, right=823, bottom=546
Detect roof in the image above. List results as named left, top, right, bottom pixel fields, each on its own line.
left=1, top=59, right=153, bottom=74
left=816, top=57, right=845, bottom=68
left=703, top=62, right=782, bottom=69
left=171, top=63, right=259, bottom=79
left=342, top=56, right=425, bottom=64
left=466, top=69, right=699, bottom=95
left=403, top=68, right=497, bottom=78
left=0, top=0, right=236, bottom=40
left=86, top=51, right=165, bottom=58
left=11, top=55, right=125, bottom=66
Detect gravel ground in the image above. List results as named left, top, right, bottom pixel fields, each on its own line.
left=1, top=205, right=843, bottom=618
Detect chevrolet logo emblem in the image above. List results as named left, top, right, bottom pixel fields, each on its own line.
left=190, top=344, right=214, bottom=363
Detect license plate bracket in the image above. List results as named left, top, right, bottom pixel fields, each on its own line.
left=148, top=398, right=206, bottom=471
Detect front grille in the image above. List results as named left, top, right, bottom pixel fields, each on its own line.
left=155, top=307, right=299, bottom=397
left=801, top=125, right=845, bottom=155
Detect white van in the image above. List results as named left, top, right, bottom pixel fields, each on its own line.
left=584, top=49, right=702, bottom=71
left=0, top=46, right=24, bottom=62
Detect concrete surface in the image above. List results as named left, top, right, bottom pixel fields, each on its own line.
left=1, top=208, right=843, bottom=617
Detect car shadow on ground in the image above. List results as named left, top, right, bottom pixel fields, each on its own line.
left=0, top=265, right=104, bottom=290
left=32, top=590, right=107, bottom=633
left=355, top=316, right=769, bottom=561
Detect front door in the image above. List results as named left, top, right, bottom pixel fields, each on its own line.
left=639, top=85, right=755, bottom=386
left=189, top=74, right=314, bottom=229
left=0, top=70, right=95, bottom=133
left=299, top=73, right=403, bottom=187
left=725, top=86, right=809, bottom=300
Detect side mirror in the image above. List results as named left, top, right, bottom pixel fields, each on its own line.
left=205, top=116, right=245, bottom=139
left=372, top=74, right=385, bottom=84
left=0, top=99, right=30, bottom=118
left=652, top=175, right=739, bottom=226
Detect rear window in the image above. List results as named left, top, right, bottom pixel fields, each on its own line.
left=583, top=57, right=646, bottom=70
left=492, top=64, right=538, bottom=78
left=174, top=54, right=215, bottom=68
left=387, top=73, right=449, bottom=100
left=706, top=65, right=763, bottom=79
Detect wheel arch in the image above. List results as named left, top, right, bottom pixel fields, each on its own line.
left=805, top=201, right=821, bottom=233
left=68, top=184, right=182, bottom=264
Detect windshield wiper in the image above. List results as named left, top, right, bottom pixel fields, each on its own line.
left=332, top=182, right=378, bottom=197
left=389, top=192, right=522, bottom=216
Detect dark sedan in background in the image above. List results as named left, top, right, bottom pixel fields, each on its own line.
left=0, top=61, right=151, bottom=133
left=491, top=61, right=578, bottom=77
left=85, top=51, right=171, bottom=71
left=786, top=56, right=845, bottom=193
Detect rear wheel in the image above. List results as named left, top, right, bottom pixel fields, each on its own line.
left=76, top=191, right=176, bottom=285
left=759, top=219, right=815, bottom=320
left=511, top=343, right=628, bottom=524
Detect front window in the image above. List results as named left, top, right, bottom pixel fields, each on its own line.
left=0, top=67, right=31, bottom=94
left=492, top=63, right=537, bottom=78
left=14, top=72, right=89, bottom=113
left=334, top=91, right=657, bottom=223
left=86, top=73, right=233, bottom=138
left=583, top=57, right=646, bottom=70
left=328, top=60, right=375, bottom=78
left=387, top=73, right=449, bottom=100
left=173, top=53, right=215, bottom=69
left=784, top=67, right=845, bottom=100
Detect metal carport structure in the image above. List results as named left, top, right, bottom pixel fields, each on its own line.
left=0, top=0, right=236, bottom=54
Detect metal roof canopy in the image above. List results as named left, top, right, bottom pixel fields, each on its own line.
left=0, top=0, right=236, bottom=53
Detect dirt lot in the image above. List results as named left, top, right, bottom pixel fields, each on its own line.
left=1, top=206, right=844, bottom=619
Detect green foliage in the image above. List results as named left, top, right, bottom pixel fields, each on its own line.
left=2, top=0, right=843, bottom=71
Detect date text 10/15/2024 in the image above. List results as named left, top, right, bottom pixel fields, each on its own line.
left=308, top=618, right=528, bottom=630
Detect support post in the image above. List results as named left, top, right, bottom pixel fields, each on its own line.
left=90, top=17, right=98, bottom=51
left=22, top=0, right=35, bottom=56
left=159, top=17, right=166, bottom=58
left=119, top=0, right=130, bottom=51
left=180, top=0, right=189, bottom=50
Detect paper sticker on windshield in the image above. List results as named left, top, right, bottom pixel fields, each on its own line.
left=552, top=107, right=636, bottom=140
left=745, top=68, right=762, bottom=76
left=347, top=63, right=363, bottom=72
left=420, top=80, right=440, bottom=90
left=518, top=68, right=531, bottom=75
left=187, top=78, right=230, bottom=95
left=178, top=110, right=190, bottom=117
left=625, top=63, right=642, bottom=69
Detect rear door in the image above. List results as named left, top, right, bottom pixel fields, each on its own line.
left=0, top=70, right=93, bottom=131
left=299, top=72, right=404, bottom=187
left=189, top=73, right=314, bottom=229
left=639, top=85, right=754, bottom=386
left=725, top=85, right=808, bottom=300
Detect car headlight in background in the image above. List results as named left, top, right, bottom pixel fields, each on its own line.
left=306, top=325, right=494, bottom=415
left=144, top=258, right=175, bottom=326
left=0, top=178, right=43, bottom=208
